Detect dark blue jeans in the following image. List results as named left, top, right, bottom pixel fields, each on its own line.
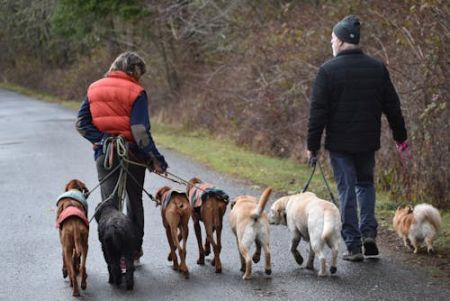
left=329, top=151, right=378, bottom=252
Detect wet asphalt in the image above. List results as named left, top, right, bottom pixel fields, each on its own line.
left=0, top=89, right=448, bottom=301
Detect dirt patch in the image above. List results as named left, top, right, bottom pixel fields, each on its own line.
left=378, top=227, right=450, bottom=288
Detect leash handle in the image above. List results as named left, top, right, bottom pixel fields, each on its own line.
left=301, top=160, right=337, bottom=206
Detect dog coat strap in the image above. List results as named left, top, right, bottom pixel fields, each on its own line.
left=189, top=183, right=229, bottom=208
left=56, top=190, right=89, bottom=214
left=162, top=189, right=187, bottom=209
left=56, top=206, right=89, bottom=229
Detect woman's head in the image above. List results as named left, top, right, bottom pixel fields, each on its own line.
left=108, top=51, right=146, bottom=80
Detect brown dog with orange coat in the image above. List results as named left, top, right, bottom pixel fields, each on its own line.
left=155, top=186, right=191, bottom=278
left=187, top=177, right=229, bottom=273
left=56, top=179, right=89, bottom=297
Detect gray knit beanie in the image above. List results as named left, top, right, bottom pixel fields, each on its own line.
left=333, top=15, right=361, bottom=45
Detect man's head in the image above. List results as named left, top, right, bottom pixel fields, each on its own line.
left=108, top=51, right=146, bottom=80
left=331, top=15, right=360, bottom=56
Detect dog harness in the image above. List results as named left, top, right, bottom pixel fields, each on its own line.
left=160, top=189, right=187, bottom=209
left=56, top=190, right=89, bottom=214
left=56, top=206, right=89, bottom=229
left=188, top=183, right=229, bottom=208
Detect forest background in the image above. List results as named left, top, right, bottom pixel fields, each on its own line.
left=0, top=0, right=448, bottom=208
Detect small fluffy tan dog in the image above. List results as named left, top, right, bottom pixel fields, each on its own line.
left=229, top=187, right=272, bottom=280
left=269, top=192, right=341, bottom=276
left=155, top=186, right=191, bottom=278
left=393, top=203, right=441, bottom=254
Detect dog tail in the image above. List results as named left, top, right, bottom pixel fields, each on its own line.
left=250, top=187, right=272, bottom=220
left=321, top=209, right=336, bottom=242
left=73, top=224, right=82, bottom=258
left=414, top=204, right=442, bottom=232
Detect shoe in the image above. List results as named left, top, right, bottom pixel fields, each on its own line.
left=363, top=237, right=379, bottom=256
left=343, top=249, right=364, bottom=262
left=120, top=257, right=126, bottom=274
left=133, top=248, right=143, bottom=267
left=134, top=258, right=142, bottom=267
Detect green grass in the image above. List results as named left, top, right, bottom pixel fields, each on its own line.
left=2, top=81, right=449, bottom=256
left=153, top=123, right=334, bottom=198
left=0, top=82, right=79, bottom=110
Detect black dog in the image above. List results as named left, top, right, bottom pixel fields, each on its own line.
left=95, top=200, right=140, bottom=290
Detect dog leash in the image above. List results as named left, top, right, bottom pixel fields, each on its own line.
left=397, top=142, right=414, bottom=205
left=302, top=160, right=337, bottom=206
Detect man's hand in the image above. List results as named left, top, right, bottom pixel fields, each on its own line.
left=307, top=150, right=318, bottom=168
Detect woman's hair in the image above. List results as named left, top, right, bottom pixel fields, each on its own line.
left=108, top=51, right=146, bottom=80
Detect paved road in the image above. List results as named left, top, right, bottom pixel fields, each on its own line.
left=0, top=89, right=447, bottom=301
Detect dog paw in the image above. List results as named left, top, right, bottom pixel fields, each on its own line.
left=242, top=274, right=252, bottom=280
left=167, top=253, right=173, bottom=261
left=197, top=258, right=205, bottom=265
left=293, top=253, right=303, bottom=265
left=329, top=266, right=337, bottom=274
left=252, top=254, right=261, bottom=264
left=215, top=266, right=222, bottom=273
left=240, top=266, right=245, bottom=272
left=306, top=264, right=314, bottom=270
left=427, top=248, right=435, bottom=255
left=318, top=272, right=327, bottom=277
left=265, top=268, right=272, bottom=275
left=62, top=269, right=68, bottom=279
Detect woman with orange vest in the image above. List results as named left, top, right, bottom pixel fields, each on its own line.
left=76, top=51, right=168, bottom=265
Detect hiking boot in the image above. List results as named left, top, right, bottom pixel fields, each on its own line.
left=363, top=237, right=379, bottom=256
left=133, top=248, right=143, bottom=267
left=120, top=257, right=126, bottom=274
left=343, top=248, right=364, bottom=262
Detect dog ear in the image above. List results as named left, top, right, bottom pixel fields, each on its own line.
left=230, top=200, right=236, bottom=210
left=64, top=180, right=74, bottom=192
left=77, top=180, right=89, bottom=195
left=407, top=206, right=414, bottom=214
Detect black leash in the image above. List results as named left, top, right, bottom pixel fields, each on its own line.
left=302, top=160, right=337, bottom=206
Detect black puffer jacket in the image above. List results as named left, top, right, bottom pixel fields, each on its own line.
left=307, top=49, right=407, bottom=153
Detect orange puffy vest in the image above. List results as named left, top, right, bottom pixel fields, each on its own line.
left=87, top=71, right=144, bottom=142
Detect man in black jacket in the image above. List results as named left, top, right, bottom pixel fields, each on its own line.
left=307, top=16, right=408, bottom=261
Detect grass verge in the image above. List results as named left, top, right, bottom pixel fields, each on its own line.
left=2, top=82, right=448, bottom=257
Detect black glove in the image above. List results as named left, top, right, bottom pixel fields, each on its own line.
left=148, top=154, right=168, bottom=173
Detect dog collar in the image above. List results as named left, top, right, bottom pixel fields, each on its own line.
left=56, top=190, right=88, bottom=214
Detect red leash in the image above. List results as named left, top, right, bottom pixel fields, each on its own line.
left=397, top=141, right=413, bottom=203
